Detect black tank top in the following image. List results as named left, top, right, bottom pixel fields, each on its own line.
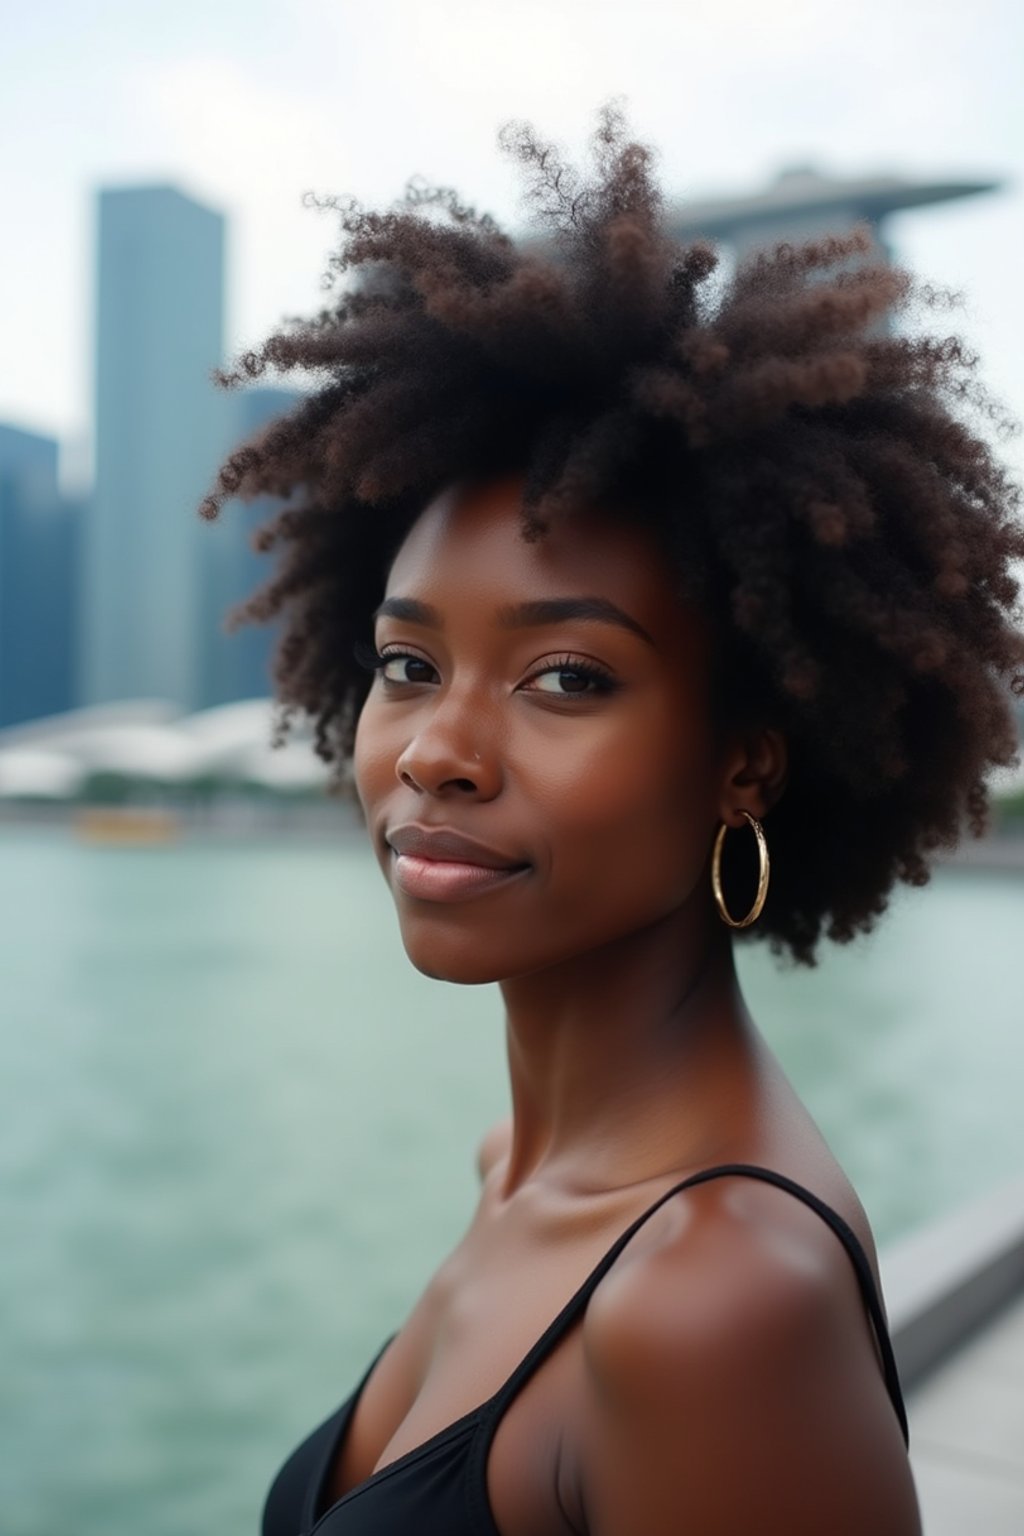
left=262, top=1164, right=909, bottom=1535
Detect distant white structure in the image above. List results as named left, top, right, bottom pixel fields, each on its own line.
left=668, top=164, right=1003, bottom=264
left=0, top=698, right=332, bottom=798
left=0, top=747, right=84, bottom=799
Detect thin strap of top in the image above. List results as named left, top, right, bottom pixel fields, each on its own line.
left=480, top=1162, right=909, bottom=1446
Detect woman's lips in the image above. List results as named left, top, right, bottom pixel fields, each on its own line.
left=385, top=823, right=530, bottom=902
left=391, top=852, right=530, bottom=903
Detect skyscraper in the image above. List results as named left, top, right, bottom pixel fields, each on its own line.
left=0, top=423, right=80, bottom=728
left=198, top=385, right=301, bottom=708
left=82, top=185, right=228, bottom=710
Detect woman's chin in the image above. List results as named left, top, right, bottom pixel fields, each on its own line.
left=397, top=920, right=537, bottom=986
left=404, top=946, right=506, bottom=986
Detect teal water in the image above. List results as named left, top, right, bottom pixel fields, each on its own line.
left=1, top=825, right=1021, bottom=1536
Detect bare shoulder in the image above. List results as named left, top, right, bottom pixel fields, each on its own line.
left=474, top=1114, right=512, bottom=1182
left=579, top=1174, right=920, bottom=1536
left=583, top=1172, right=877, bottom=1387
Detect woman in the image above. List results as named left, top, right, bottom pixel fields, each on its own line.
left=203, top=106, right=1024, bottom=1534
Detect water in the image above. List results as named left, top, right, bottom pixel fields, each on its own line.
left=1, top=825, right=1021, bottom=1536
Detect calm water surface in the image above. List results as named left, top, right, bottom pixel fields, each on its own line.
left=1, top=825, right=1021, bottom=1536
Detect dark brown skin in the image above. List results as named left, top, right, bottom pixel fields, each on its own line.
left=337, top=474, right=921, bottom=1534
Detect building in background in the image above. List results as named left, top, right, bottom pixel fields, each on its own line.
left=0, top=423, right=80, bottom=728
left=198, top=386, right=301, bottom=711
left=525, top=166, right=1003, bottom=339
left=668, top=164, right=1001, bottom=267
left=81, top=184, right=228, bottom=712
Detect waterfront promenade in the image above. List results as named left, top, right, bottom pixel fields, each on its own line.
left=886, top=1172, right=1024, bottom=1534
left=908, top=1291, right=1024, bottom=1533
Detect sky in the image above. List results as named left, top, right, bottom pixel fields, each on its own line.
left=3, top=0, right=1023, bottom=490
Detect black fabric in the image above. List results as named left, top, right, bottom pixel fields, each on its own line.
left=262, top=1164, right=909, bottom=1535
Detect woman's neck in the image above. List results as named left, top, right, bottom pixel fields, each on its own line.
left=496, top=897, right=763, bottom=1201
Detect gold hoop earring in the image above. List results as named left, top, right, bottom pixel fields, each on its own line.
left=711, top=809, right=770, bottom=928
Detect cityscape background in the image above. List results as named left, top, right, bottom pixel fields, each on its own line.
left=0, top=178, right=299, bottom=730
left=2, top=143, right=1023, bottom=805
left=4, top=160, right=1022, bottom=723
left=2, top=0, right=1024, bottom=791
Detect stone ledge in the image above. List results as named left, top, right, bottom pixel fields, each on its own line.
left=881, top=1172, right=1024, bottom=1390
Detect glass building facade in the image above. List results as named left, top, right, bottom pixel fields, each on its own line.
left=82, top=185, right=228, bottom=711
left=0, top=423, right=79, bottom=728
left=198, top=386, right=300, bottom=710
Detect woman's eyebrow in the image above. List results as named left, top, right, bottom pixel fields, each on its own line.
left=373, top=594, right=655, bottom=646
left=373, top=597, right=440, bottom=626
left=496, top=597, right=655, bottom=646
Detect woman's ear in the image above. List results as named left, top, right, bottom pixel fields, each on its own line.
left=718, top=726, right=788, bottom=824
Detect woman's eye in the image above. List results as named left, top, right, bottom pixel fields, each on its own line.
left=532, top=668, right=595, bottom=695
left=379, top=653, right=437, bottom=685
left=525, top=662, right=615, bottom=697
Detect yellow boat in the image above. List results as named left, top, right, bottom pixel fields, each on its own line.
left=73, top=807, right=181, bottom=844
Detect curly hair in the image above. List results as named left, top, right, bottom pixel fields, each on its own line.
left=200, top=102, right=1024, bottom=967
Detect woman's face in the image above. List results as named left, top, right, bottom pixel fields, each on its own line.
left=353, top=475, right=729, bottom=984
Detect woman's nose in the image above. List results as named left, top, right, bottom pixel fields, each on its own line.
left=394, top=700, right=503, bottom=800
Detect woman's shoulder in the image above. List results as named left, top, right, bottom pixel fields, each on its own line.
left=584, top=1159, right=869, bottom=1369
left=575, top=1163, right=919, bottom=1534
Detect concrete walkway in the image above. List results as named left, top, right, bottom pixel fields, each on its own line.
left=907, top=1288, right=1024, bottom=1534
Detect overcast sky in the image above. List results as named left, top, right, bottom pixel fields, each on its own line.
left=3, top=0, right=1022, bottom=487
